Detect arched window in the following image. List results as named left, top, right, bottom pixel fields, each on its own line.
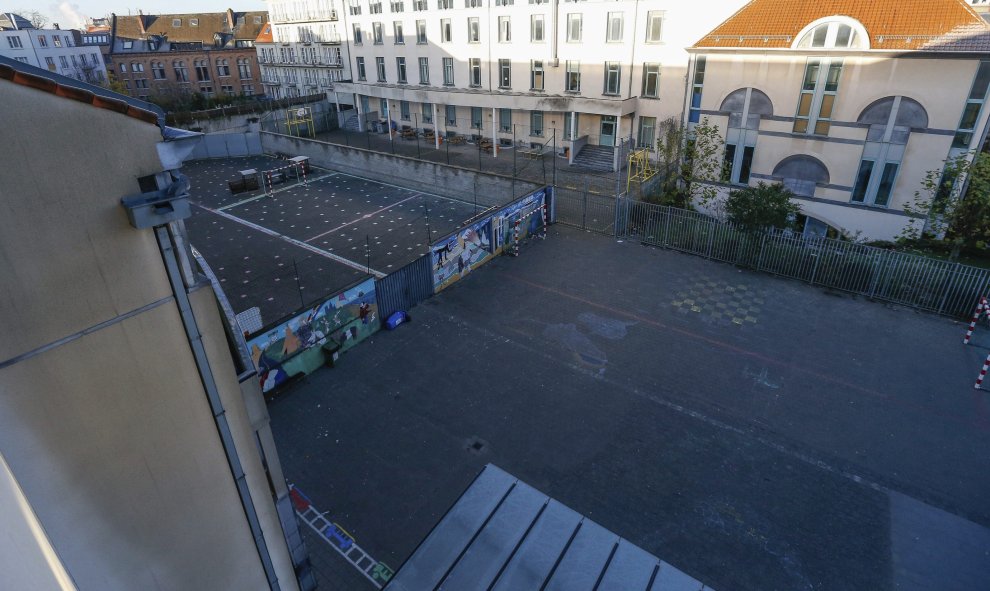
left=720, top=88, right=773, bottom=184
left=173, top=60, right=188, bottom=82
left=795, top=17, right=869, bottom=50
left=773, top=155, right=829, bottom=197
left=216, top=58, right=230, bottom=77
left=851, top=96, right=928, bottom=207
left=151, top=61, right=165, bottom=80
left=194, top=59, right=210, bottom=81
left=237, top=57, right=251, bottom=79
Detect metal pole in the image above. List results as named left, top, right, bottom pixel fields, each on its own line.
left=385, top=99, right=394, bottom=152
left=415, top=113, right=421, bottom=159
left=552, top=129, right=557, bottom=187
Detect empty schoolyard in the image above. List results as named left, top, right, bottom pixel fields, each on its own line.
left=267, top=224, right=990, bottom=591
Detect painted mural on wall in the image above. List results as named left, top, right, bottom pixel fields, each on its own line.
left=432, top=218, right=493, bottom=292
left=493, top=189, right=547, bottom=254
left=247, top=277, right=379, bottom=392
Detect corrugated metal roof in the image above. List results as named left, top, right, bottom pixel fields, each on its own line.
left=0, top=54, right=163, bottom=128
left=695, top=0, right=990, bottom=52
left=386, top=464, right=713, bottom=591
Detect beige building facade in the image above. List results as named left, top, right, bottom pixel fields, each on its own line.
left=0, top=57, right=305, bottom=590
left=688, top=0, right=990, bottom=240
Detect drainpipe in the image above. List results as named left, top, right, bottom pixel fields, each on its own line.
left=121, top=177, right=282, bottom=591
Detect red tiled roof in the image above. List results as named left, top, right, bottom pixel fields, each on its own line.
left=114, top=11, right=268, bottom=44
left=694, top=0, right=990, bottom=52
left=0, top=59, right=160, bottom=126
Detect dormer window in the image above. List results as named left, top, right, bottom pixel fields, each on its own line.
left=190, top=18, right=199, bottom=27
left=173, top=19, right=181, bottom=27
left=795, top=17, right=868, bottom=50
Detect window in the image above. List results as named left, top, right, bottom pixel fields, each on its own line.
left=242, top=83, right=255, bottom=95
left=349, top=0, right=362, bottom=15
left=638, top=116, right=656, bottom=148
left=124, top=79, right=131, bottom=90
left=59, top=56, right=68, bottom=68
left=416, top=20, right=427, bottom=43
left=173, top=60, right=189, bottom=82
left=356, top=56, right=367, bottom=79
left=642, top=63, right=660, bottom=98
left=400, top=100, right=410, bottom=120
left=499, top=59, right=511, bottom=88
left=499, top=16, right=511, bottom=42
left=37, top=35, right=47, bottom=47
left=45, top=56, right=55, bottom=69
left=394, top=21, right=404, bottom=43
left=567, top=14, right=581, bottom=42
left=797, top=21, right=864, bottom=49
left=373, top=22, right=384, bottom=43
left=173, top=18, right=182, bottom=27
left=135, top=78, right=149, bottom=89
left=530, top=14, right=545, bottom=42
left=953, top=61, right=990, bottom=149
left=438, top=0, right=453, bottom=8
left=238, top=58, right=251, bottom=79
left=496, top=0, right=513, bottom=4
left=131, top=62, right=144, bottom=72
left=499, top=108, right=512, bottom=132
left=195, top=59, right=210, bottom=81
left=465, top=0, right=483, bottom=6
left=217, top=58, right=230, bottom=77
left=353, top=24, right=363, bottom=44
left=190, top=18, right=199, bottom=26
left=793, top=58, right=843, bottom=135
left=396, top=57, right=407, bottom=82
left=7, top=36, right=22, bottom=49
left=604, top=62, right=620, bottom=95
left=370, top=0, right=382, bottom=13
left=446, top=105, right=456, bottom=125
left=419, top=57, right=429, bottom=83
left=470, top=57, right=481, bottom=86
left=851, top=96, right=922, bottom=206
left=390, top=0, right=404, bottom=11
left=721, top=88, right=768, bottom=184
left=152, top=61, right=166, bottom=79
left=646, top=11, right=664, bottom=43
left=422, top=102, right=433, bottom=123
left=565, top=60, right=580, bottom=92
left=606, top=12, right=623, bottom=42
left=443, top=57, right=454, bottom=85
left=468, top=17, right=480, bottom=42
left=376, top=56, right=386, bottom=81
left=53, top=35, right=62, bottom=47
left=530, top=111, right=543, bottom=136
left=471, top=106, right=483, bottom=128
left=688, top=56, right=705, bottom=123
left=531, top=60, right=544, bottom=90
left=64, top=36, right=71, bottom=47
left=441, top=19, right=452, bottom=42
left=414, top=0, right=428, bottom=9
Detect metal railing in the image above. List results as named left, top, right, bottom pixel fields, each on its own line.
left=556, top=196, right=989, bottom=318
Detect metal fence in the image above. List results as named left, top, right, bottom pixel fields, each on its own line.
left=375, top=254, right=434, bottom=321
left=553, top=181, right=619, bottom=235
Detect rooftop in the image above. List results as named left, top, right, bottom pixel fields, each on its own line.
left=112, top=10, right=267, bottom=45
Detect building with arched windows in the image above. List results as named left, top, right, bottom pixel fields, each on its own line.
left=688, top=0, right=990, bottom=240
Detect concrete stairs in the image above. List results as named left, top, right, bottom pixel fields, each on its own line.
left=571, top=145, right=615, bottom=172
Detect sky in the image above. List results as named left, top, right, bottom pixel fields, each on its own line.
left=20, top=1, right=267, bottom=30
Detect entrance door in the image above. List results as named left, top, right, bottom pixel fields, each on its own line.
left=600, top=116, right=616, bottom=147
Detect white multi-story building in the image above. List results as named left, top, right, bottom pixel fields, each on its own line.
left=0, top=13, right=108, bottom=84
left=257, top=1, right=350, bottom=98
left=257, top=1, right=746, bottom=166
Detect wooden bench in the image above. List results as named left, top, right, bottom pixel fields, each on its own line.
left=521, top=148, right=543, bottom=160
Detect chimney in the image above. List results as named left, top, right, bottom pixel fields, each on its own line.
left=226, top=8, right=235, bottom=31
left=138, top=10, right=146, bottom=34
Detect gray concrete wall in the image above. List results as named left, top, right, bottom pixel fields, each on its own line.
left=188, top=132, right=263, bottom=160
left=260, top=132, right=540, bottom=210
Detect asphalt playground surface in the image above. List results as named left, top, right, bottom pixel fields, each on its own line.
left=267, top=224, right=990, bottom=591
left=181, top=156, right=487, bottom=325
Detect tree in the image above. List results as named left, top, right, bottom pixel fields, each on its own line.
left=650, top=116, right=724, bottom=210
left=16, top=10, right=49, bottom=29
left=725, top=182, right=800, bottom=233
left=902, top=151, right=990, bottom=259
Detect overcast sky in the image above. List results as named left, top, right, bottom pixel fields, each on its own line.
left=22, top=2, right=268, bottom=29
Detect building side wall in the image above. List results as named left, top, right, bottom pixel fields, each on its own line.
left=108, top=48, right=261, bottom=100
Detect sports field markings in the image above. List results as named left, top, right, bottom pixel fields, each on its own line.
left=303, top=191, right=428, bottom=243
left=216, top=172, right=338, bottom=212
left=330, top=170, right=492, bottom=209
left=193, top=203, right=386, bottom=278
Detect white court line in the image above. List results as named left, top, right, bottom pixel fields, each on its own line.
left=193, top=203, right=387, bottom=278
left=330, top=170, right=484, bottom=207
left=303, top=191, right=426, bottom=243
left=217, top=172, right=338, bottom=211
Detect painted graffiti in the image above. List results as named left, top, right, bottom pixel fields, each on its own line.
left=432, top=218, right=493, bottom=292
left=493, top=189, right=546, bottom=254
left=247, top=277, right=380, bottom=392
left=323, top=523, right=355, bottom=552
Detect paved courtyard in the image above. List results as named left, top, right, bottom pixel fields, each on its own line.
left=267, top=225, right=990, bottom=590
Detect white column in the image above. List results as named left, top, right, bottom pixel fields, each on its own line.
left=570, top=111, right=577, bottom=141
left=355, top=93, right=364, bottom=132
left=333, top=91, right=341, bottom=127
left=385, top=99, right=394, bottom=146
left=434, top=103, right=440, bottom=150
left=492, top=107, right=498, bottom=158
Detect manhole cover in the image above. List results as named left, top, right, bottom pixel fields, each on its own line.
left=465, top=437, right=488, bottom=454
